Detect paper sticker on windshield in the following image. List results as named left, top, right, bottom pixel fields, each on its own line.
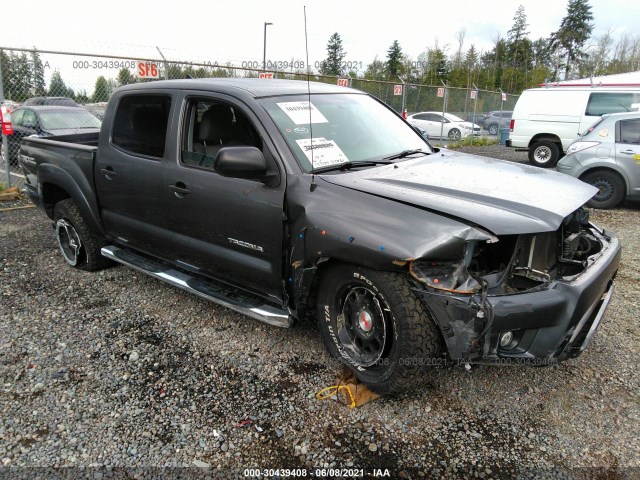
left=277, top=101, right=328, bottom=125
left=295, top=137, right=348, bottom=168
left=598, top=128, right=609, bottom=137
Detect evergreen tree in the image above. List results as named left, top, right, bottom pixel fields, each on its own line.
left=319, top=33, right=347, bottom=76
left=507, top=6, right=530, bottom=68
left=31, top=49, right=46, bottom=96
left=117, top=67, right=135, bottom=86
left=551, top=0, right=594, bottom=79
left=385, top=40, right=404, bottom=79
left=75, top=90, right=90, bottom=104
left=49, top=71, right=70, bottom=97
left=0, top=51, right=14, bottom=100
left=12, top=53, right=33, bottom=101
left=92, top=76, right=110, bottom=102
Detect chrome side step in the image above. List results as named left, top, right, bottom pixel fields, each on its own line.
left=101, top=245, right=293, bottom=328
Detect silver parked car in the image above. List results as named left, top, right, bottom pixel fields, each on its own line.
left=557, top=111, right=640, bottom=209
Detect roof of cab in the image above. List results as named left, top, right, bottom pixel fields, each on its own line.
left=116, top=78, right=361, bottom=97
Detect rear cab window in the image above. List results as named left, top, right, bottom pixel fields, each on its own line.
left=111, top=95, right=172, bottom=158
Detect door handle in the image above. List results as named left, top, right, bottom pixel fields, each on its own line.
left=101, top=167, right=118, bottom=179
left=620, top=149, right=636, bottom=154
left=169, top=183, right=191, bottom=197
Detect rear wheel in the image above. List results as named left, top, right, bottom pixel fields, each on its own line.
left=316, top=264, right=444, bottom=395
left=528, top=140, right=560, bottom=167
left=582, top=170, right=625, bottom=209
left=448, top=128, right=461, bottom=140
left=53, top=199, right=113, bottom=271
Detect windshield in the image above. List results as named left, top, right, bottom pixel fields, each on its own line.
left=39, top=110, right=102, bottom=130
left=259, top=93, right=430, bottom=172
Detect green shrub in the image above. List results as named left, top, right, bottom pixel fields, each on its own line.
left=443, top=136, right=499, bottom=149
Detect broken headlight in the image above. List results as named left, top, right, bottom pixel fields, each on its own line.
left=411, top=241, right=482, bottom=294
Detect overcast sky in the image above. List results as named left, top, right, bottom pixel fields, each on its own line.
left=2, top=0, right=637, bottom=79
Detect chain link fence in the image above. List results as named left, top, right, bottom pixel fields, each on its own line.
left=0, top=47, right=519, bottom=190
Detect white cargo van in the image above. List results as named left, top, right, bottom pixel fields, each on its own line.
left=507, top=85, right=640, bottom=167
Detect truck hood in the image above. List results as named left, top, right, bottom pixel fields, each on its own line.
left=320, top=150, right=597, bottom=235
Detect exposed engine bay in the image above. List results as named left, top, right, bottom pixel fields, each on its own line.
left=411, top=208, right=607, bottom=295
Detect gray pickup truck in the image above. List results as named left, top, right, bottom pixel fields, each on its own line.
left=19, top=79, right=621, bottom=394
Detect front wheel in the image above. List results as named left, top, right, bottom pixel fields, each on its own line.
left=582, top=170, right=626, bottom=209
left=448, top=128, right=461, bottom=140
left=53, top=199, right=113, bottom=271
left=488, top=123, right=499, bottom=135
left=316, top=264, right=444, bottom=395
left=528, top=140, right=560, bottom=167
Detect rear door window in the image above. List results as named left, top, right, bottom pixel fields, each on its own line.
left=112, top=95, right=172, bottom=158
left=617, top=118, right=640, bottom=144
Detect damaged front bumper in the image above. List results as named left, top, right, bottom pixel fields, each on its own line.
left=413, top=233, right=621, bottom=366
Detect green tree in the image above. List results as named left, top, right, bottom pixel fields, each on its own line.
left=166, top=63, right=185, bottom=79
left=507, top=6, right=529, bottom=67
left=75, top=90, right=90, bottom=104
left=385, top=40, right=404, bottom=79
left=92, top=76, right=110, bottom=102
left=49, top=70, right=70, bottom=97
left=12, top=53, right=33, bottom=101
left=319, top=33, right=347, bottom=76
left=363, top=56, right=385, bottom=80
left=117, top=67, right=135, bottom=86
left=551, top=0, right=594, bottom=79
left=480, top=37, right=509, bottom=89
left=0, top=51, right=15, bottom=100
left=31, top=49, right=46, bottom=96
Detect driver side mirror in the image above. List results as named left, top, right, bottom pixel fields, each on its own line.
left=215, top=146, right=275, bottom=183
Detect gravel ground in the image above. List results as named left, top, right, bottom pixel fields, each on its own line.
left=1, top=146, right=639, bottom=479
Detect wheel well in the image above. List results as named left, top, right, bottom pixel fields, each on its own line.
left=299, top=258, right=408, bottom=315
left=579, top=167, right=627, bottom=194
left=298, top=257, right=342, bottom=315
left=529, top=135, right=562, bottom=149
left=42, top=183, right=71, bottom=219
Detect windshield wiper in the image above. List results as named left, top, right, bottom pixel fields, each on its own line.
left=383, top=149, right=427, bottom=160
left=311, top=160, right=393, bottom=174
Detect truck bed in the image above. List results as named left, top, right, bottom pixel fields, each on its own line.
left=19, top=132, right=100, bottom=223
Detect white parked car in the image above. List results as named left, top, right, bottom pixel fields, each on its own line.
left=407, top=112, right=481, bottom=140
left=507, top=85, right=640, bottom=167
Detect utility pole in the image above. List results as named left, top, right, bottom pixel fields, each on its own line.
left=263, top=22, right=273, bottom=71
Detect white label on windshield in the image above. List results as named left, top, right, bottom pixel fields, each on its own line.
left=295, top=137, right=348, bottom=168
left=277, top=101, right=328, bottom=125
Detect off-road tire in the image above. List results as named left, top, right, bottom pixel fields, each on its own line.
left=316, top=263, right=444, bottom=395
left=53, top=199, right=113, bottom=271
